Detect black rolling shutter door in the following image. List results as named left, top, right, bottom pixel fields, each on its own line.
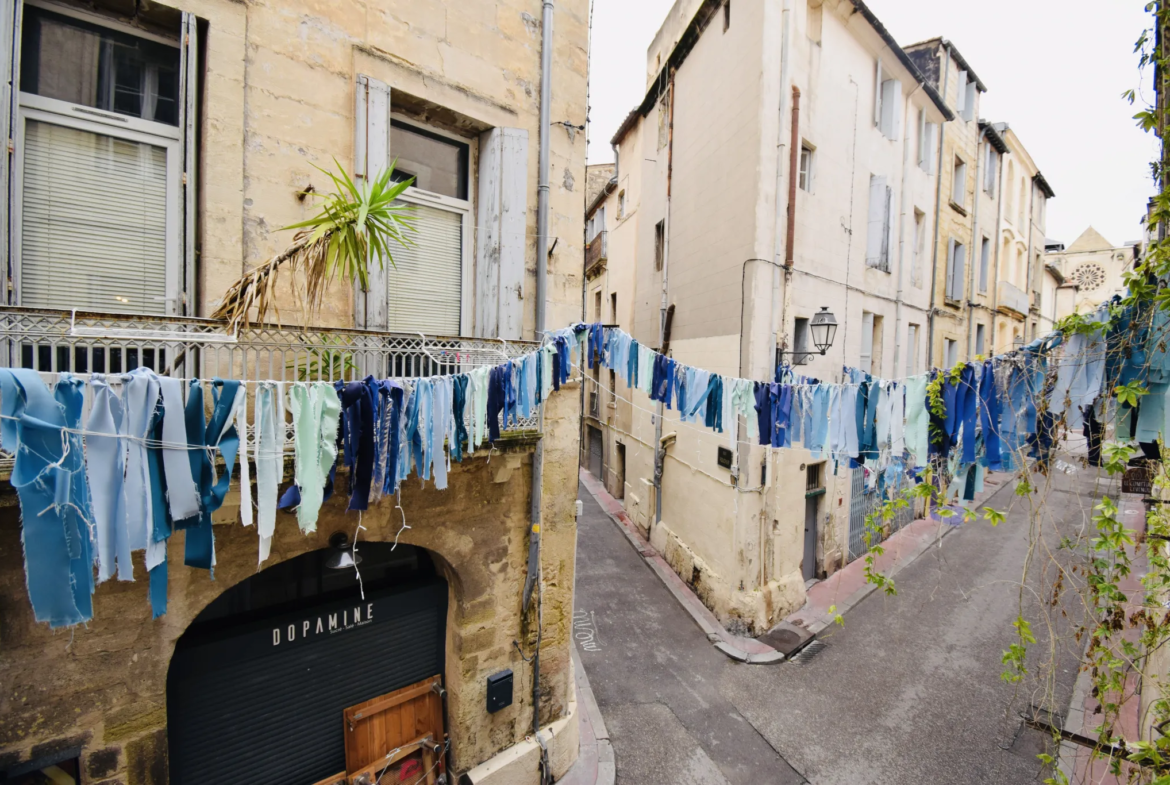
left=167, top=579, right=446, bottom=785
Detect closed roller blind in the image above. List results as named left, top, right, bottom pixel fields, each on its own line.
left=386, top=201, right=462, bottom=335
left=22, top=119, right=168, bottom=314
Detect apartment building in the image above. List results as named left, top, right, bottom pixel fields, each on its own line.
left=585, top=0, right=951, bottom=634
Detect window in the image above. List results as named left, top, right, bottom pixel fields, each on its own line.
left=951, top=156, right=967, bottom=208
left=984, top=144, right=998, bottom=195
left=611, top=292, right=617, bottom=323
left=911, top=209, right=925, bottom=288
left=1018, top=180, right=1027, bottom=228
left=975, top=323, right=986, bottom=356
left=961, top=75, right=975, bottom=121
left=618, top=189, right=626, bottom=218
left=799, top=143, right=815, bottom=192
left=609, top=369, right=617, bottom=405
left=866, top=175, right=894, bottom=271
left=807, top=0, right=823, bottom=43
left=944, top=338, right=958, bottom=368
left=860, top=312, right=876, bottom=374
left=723, top=0, right=731, bottom=32
left=15, top=5, right=193, bottom=316
left=918, top=112, right=936, bottom=174
left=594, top=290, right=602, bottom=321
left=793, top=316, right=811, bottom=364
left=654, top=219, right=666, bottom=271
left=906, top=324, right=919, bottom=376
left=879, top=78, right=902, bottom=140
left=586, top=205, right=605, bottom=242
left=1005, top=161, right=1015, bottom=220
left=945, top=238, right=966, bottom=302
left=381, top=118, right=471, bottom=335
left=657, top=94, right=669, bottom=150
left=873, top=60, right=883, bottom=128
left=978, top=237, right=991, bottom=293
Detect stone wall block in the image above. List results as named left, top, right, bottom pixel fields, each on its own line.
left=124, top=729, right=167, bottom=785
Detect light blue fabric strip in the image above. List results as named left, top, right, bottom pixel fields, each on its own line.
left=86, top=375, right=129, bottom=582
left=157, top=376, right=200, bottom=521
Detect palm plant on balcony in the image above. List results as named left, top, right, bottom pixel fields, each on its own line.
left=211, top=161, right=415, bottom=330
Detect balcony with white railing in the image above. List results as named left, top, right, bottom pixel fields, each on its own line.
left=0, top=307, right=542, bottom=471
left=998, top=281, right=1029, bottom=318
left=585, top=230, right=608, bottom=277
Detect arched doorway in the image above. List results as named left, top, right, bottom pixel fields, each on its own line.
left=167, top=541, right=447, bottom=784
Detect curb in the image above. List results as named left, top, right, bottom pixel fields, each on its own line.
left=556, top=642, right=615, bottom=785
left=578, top=469, right=784, bottom=664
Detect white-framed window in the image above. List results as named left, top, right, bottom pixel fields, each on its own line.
left=911, top=208, right=925, bottom=288
left=917, top=109, right=936, bottom=174
left=12, top=2, right=195, bottom=316
left=866, top=175, right=894, bottom=272
left=879, top=78, right=901, bottom=140
left=798, top=142, right=815, bottom=192
left=385, top=116, right=472, bottom=336
left=587, top=205, right=606, bottom=242
left=860, top=311, right=875, bottom=374
left=944, top=338, right=958, bottom=368
left=955, top=69, right=975, bottom=122
left=983, top=144, right=998, bottom=195
left=975, top=323, right=986, bottom=356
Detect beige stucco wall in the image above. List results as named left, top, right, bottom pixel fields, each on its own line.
left=0, top=0, right=588, bottom=782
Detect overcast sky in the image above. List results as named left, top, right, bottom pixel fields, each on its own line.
left=586, top=0, right=1156, bottom=247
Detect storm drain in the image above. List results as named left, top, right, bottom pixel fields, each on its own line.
left=786, top=639, right=827, bottom=665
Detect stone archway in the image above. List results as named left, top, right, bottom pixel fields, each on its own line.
left=165, top=541, right=448, bottom=784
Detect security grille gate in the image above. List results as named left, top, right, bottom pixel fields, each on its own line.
left=847, top=467, right=918, bottom=562
left=167, top=545, right=446, bottom=785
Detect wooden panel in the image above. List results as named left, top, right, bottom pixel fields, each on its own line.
left=309, top=774, right=347, bottom=785
left=353, top=74, right=391, bottom=332
left=474, top=127, right=528, bottom=340
left=344, top=675, right=444, bottom=777
left=348, top=739, right=437, bottom=785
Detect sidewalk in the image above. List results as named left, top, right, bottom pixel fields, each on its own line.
left=776, top=470, right=1014, bottom=640
left=554, top=644, right=615, bottom=785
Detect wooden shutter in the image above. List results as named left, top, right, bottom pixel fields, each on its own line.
left=344, top=675, right=445, bottom=779
left=955, top=70, right=967, bottom=115
left=953, top=242, right=966, bottom=302
left=917, top=108, right=926, bottom=166
left=945, top=238, right=956, bottom=300
left=880, top=79, right=901, bottom=140
left=873, top=60, right=883, bottom=126
left=353, top=74, right=391, bottom=330
left=882, top=184, right=894, bottom=271
left=179, top=12, right=197, bottom=315
left=860, top=312, right=875, bottom=372
left=0, top=0, right=20, bottom=302
left=924, top=123, right=936, bottom=174
left=865, top=175, right=886, bottom=268
left=475, top=127, right=529, bottom=340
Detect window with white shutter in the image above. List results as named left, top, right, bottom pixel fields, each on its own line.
left=860, top=312, right=875, bottom=374
left=879, top=79, right=901, bottom=140
left=865, top=175, right=892, bottom=272
left=873, top=60, right=883, bottom=127
left=13, top=5, right=195, bottom=315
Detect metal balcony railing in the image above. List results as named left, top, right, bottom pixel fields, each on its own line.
left=585, top=230, right=608, bottom=274
left=0, top=307, right=541, bottom=467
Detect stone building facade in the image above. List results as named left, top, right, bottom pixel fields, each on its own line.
left=0, top=0, right=587, bottom=783
left=583, top=0, right=953, bottom=635
left=1044, top=226, right=1139, bottom=320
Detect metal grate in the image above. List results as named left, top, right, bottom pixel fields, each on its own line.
left=806, top=462, right=823, bottom=492
left=847, top=467, right=917, bottom=562
left=787, top=639, right=827, bottom=665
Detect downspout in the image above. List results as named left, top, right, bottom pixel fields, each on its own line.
left=526, top=0, right=553, bottom=759
left=925, top=44, right=951, bottom=365
left=785, top=85, right=801, bottom=269
left=772, top=0, right=793, bottom=375
left=966, top=128, right=987, bottom=359
left=1024, top=179, right=1036, bottom=339
left=989, top=146, right=1005, bottom=352
left=893, top=84, right=923, bottom=377
left=653, top=69, right=676, bottom=535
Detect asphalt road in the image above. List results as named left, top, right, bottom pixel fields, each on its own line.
left=574, top=466, right=1094, bottom=785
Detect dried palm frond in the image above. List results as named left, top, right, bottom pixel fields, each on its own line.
left=212, top=160, right=415, bottom=330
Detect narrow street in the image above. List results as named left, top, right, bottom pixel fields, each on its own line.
left=574, top=467, right=1096, bottom=784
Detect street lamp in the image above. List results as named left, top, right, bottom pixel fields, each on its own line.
left=778, top=306, right=839, bottom=367
left=809, top=307, right=838, bottom=355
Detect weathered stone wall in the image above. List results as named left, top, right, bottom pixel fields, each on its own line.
left=0, top=392, right=580, bottom=781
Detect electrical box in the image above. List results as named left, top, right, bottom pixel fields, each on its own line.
left=486, top=670, right=513, bottom=713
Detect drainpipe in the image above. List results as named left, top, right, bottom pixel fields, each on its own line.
left=893, top=84, right=923, bottom=377
left=772, top=0, right=793, bottom=376
left=785, top=86, right=801, bottom=269
left=653, top=70, right=676, bottom=535
left=1024, top=179, right=1036, bottom=339
left=989, top=143, right=1005, bottom=352
left=526, top=0, right=553, bottom=759
left=925, top=44, right=951, bottom=366
left=966, top=127, right=988, bottom=359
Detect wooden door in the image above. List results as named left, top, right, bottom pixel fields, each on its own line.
left=344, top=675, right=445, bottom=782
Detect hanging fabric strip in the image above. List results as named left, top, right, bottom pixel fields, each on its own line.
left=904, top=376, right=929, bottom=467
left=287, top=382, right=341, bottom=532
left=254, top=381, right=283, bottom=564
left=157, top=376, right=200, bottom=521
left=0, top=370, right=95, bottom=627
left=86, top=375, right=129, bottom=582
left=234, top=383, right=253, bottom=529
